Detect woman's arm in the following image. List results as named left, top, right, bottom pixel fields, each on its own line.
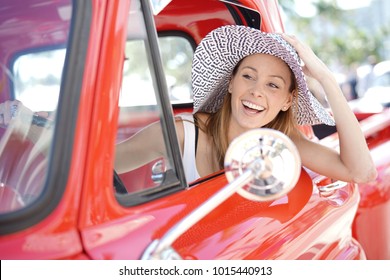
left=283, top=34, right=377, bottom=183
left=114, top=121, right=167, bottom=174
left=0, top=100, right=186, bottom=176
left=115, top=117, right=186, bottom=174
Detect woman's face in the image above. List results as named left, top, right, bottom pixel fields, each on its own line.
left=228, top=53, right=295, bottom=133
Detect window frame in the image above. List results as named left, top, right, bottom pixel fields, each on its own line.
left=114, top=0, right=188, bottom=207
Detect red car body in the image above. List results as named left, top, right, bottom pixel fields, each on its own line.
left=0, top=0, right=389, bottom=260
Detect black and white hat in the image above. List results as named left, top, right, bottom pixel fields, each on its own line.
left=192, top=25, right=335, bottom=126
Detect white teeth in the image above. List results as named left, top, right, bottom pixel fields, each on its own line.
left=242, top=100, right=265, bottom=111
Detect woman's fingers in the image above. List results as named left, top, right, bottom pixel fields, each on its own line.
left=0, top=100, right=30, bottom=128
left=282, top=33, right=329, bottom=80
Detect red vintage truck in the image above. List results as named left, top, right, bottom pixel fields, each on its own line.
left=0, top=0, right=389, bottom=260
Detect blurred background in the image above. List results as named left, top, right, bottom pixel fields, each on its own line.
left=279, top=0, right=390, bottom=109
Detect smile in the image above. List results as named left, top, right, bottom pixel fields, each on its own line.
left=242, top=100, right=265, bottom=113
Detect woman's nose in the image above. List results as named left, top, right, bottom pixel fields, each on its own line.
left=251, top=84, right=264, bottom=98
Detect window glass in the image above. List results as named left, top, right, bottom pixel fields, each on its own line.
left=0, top=0, right=71, bottom=214
left=120, top=36, right=193, bottom=107
left=116, top=38, right=164, bottom=193
left=158, top=36, right=193, bottom=104
left=13, top=49, right=65, bottom=112
left=115, top=0, right=190, bottom=197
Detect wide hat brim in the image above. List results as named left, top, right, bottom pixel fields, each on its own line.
left=191, top=25, right=335, bottom=126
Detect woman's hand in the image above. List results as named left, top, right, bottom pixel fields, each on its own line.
left=0, top=100, right=53, bottom=155
left=0, top=100, right=34, bottom=131
left=281, top=34, right=331, bottom=82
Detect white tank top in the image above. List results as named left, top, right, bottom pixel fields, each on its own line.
left=178, top=113, right=201, bottom=182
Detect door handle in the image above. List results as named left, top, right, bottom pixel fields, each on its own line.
left=318, top=181, right=348, bottom=193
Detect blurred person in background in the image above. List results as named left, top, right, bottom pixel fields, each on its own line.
left=356, top=55, right=378, bottom=98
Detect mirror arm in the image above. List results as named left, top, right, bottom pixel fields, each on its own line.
left=141, top=161, right=261, bottom=259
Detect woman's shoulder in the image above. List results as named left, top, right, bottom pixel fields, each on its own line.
left=175, top=112, right=194, bottom=122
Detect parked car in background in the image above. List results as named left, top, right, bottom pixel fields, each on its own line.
left=0, top=0, right=389, bottom=260
left=350, top=60, right=390, bottom=117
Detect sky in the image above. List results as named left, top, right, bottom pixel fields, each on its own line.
left=336, top=0, right=372, bottom=10
left=294, top=0, right=372, bottom=17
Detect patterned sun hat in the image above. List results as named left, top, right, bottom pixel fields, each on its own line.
left=192, top=25, right=335, bottom=126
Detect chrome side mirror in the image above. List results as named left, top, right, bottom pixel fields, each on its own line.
left=225, top=128, right=301, bottom=201
left=141, top=128, right=301, bottom=260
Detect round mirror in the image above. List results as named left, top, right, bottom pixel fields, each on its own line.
left=224, top=128, right=301, bottom=201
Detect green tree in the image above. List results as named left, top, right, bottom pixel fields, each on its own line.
left=279, top=0, right=389, bottom=68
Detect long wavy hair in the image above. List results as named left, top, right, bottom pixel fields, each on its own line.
left=195, top=59, right=298, bottom=170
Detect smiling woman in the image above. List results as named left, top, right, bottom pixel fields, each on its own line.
left=0, top=0, right=387, bottom=262
left=115, top=25, right=376, bottom=186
